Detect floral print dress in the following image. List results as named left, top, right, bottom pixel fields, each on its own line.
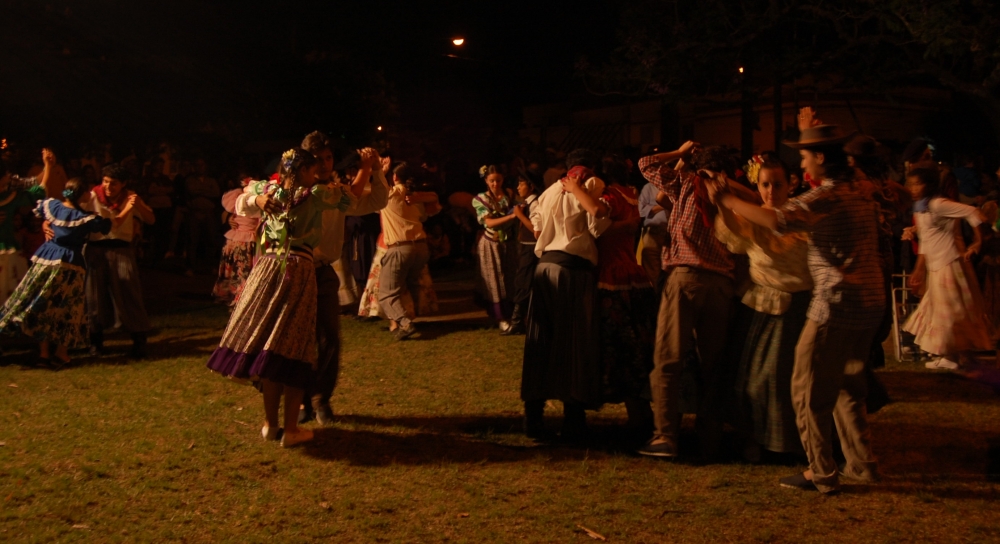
left=0, top=199, right=110, bottom=347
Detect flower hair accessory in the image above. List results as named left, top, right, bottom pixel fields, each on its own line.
left=479, top=165, right=488, bottom=178
left=745, top=155, right=764, bottom=185
left=281, top=149, right=297, bottom=172
left=62, top=188, right=76, bottom=199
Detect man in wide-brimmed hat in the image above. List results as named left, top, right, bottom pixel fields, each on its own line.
left=705, top=108, right=885, bottom=494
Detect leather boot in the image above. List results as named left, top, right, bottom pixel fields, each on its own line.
left=501, top=304, right=525, bottom=336
left=523, top=400, right=547, bottom=439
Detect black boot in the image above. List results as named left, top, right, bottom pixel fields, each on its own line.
left=89, top=331, right=105, bottom=356
left=129, top=332, right=148, bottom=360
left=523, top=400, right=548, bottom=439
left=501, top=304, right=525, bottom=336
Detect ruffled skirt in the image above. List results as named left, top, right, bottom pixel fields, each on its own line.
left=212, top=240, right=255, bottom=306
left=207, top=253, right=317, bottom=389
left=0, top=262, right=89, bottom=347
left=904, top=258, right=995, bottom=355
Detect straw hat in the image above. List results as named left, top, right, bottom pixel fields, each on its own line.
left=783, top=125, right=857, bottom=149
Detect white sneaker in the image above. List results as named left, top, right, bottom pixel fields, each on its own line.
left=499, top=320, right=512, bottom=332
left=261, top=423, right=282, bottom=441
left=925, top=357, right=959, bottom=370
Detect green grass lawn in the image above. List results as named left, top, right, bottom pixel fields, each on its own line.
left=2, top=271, right=1000, bottom=542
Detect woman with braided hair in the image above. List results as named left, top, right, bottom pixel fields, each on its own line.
left=0, top=178, right=111, bottom=368
left=207, top=148, right=353, bottom=448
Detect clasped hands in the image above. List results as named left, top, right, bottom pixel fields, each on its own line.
left=701, top=170, right=733, bottom=207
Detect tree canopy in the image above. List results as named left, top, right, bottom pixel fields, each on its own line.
left=580, top=0, right=1000, bottom=106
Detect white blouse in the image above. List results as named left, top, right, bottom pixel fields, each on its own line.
left=715, top=213, right=812, bottom=315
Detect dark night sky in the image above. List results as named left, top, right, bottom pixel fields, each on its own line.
left=0, top=0, right=621, bottom=153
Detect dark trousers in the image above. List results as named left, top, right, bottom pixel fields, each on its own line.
left=306, top=265, right=342, bottom=407
left=513, top=243, right=539, bottom=308
left=84, top=243, right=152, bottom=334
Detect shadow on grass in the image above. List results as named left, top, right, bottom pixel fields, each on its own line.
left=879, top=370, right=999, bottom=404
left=410, top=320, right=496, bottom=341
left=308, top=414, right=753, bottom=464
left=299, top=423, right=601, bottom=466
left=842, top=480, right=1000, bottom=500
left=873, top=421, right=997, bottom=478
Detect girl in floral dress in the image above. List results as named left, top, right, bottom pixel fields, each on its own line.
left=207, top=149, right=352, bottom=447
left=472, top=165, right=519, bottom=331
left=903, top=167, right=995, bottom=370
left=212, top=182, right=260, bottom=306
left=0, top=179, right=111, bottom=368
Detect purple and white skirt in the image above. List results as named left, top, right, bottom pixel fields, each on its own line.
left=207, top=250, right=318, bottom=389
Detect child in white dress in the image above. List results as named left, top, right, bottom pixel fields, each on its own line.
left=903, top=167, right=995, bottom=369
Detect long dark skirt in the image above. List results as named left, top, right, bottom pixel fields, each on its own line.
left=735, top=291, right=810, bottom=454
left=521, top=252, right=602, bottom=408
left=599, top=286, right=657, bottom=403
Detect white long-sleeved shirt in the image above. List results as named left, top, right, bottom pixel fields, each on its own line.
left=529, top=176, right=611, bottom=265
left=235, top=168, right=389, bottom=266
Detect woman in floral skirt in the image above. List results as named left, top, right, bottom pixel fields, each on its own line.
left=0, top=178, right=111, bottom=368
left=207, top=149, right=352, bottom=447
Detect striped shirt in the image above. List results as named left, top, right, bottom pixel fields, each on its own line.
left=774, top=180, right=886, bottom=329
left=638, top=156, right=734, bottom=278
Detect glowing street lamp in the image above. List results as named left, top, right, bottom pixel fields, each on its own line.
left=738, top=66, right=744, bottom=74
left=377, top=126, right=383, bottom=132
left=452, top=37, right=465, bottom=46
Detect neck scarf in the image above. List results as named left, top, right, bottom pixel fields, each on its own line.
left=94, top=184, right=127, bottom=212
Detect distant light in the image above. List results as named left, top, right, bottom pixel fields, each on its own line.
left=738, top=66, right=744, bottom=73
left=452, top=38, right=465, bottom=46
left=377, top=126, right=383, bottom=132
left=0, top=138, right=6, bottom=150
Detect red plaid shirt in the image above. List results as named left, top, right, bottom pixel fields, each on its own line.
left=639, top=156, right=734, bottom=278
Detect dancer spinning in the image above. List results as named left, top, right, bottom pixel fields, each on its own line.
left=0, top=179, right=112, bottom=368
left=707, top=116, right=884, bottom=494
left=902, top=167, right=994, bottom=369
left=207, top=148, right=352, bottom=447
left=714, top=155, right=811, bottom=459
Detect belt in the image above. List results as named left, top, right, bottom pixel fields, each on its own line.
left=264, top=246, right=314, bottom=262
left=387, top=239, right=426, bottom=248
